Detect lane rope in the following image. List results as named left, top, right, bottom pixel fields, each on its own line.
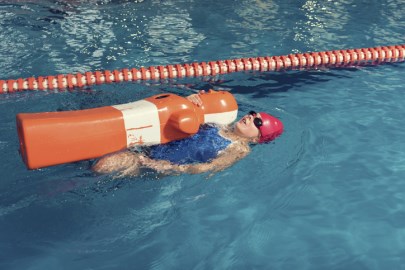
left=1, top=44, right=404, bottom=93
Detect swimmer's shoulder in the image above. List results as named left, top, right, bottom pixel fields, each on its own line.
left=216, top=127, right=250, bottom=153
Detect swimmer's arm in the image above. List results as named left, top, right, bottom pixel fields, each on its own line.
left=141, top=143, right=250, bottom=174
left=182, top=144, right=250, bottom=174
left=138, top=155, right=183, bottom=174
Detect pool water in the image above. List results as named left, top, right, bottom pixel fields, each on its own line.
left=1, top=0, right=405, bottom=269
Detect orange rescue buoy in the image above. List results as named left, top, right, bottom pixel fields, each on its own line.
left=17, top=90, right=238, bottom=169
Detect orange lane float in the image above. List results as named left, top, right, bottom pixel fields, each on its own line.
left=17, top=90, right=238, bottom=169
left=1, top=44, right=405, bottom=93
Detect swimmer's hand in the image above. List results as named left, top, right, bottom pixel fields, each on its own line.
left=186, top=90, right=205, bottom=107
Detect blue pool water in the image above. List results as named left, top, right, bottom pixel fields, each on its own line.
left=1, top=0, right=405, bottom=269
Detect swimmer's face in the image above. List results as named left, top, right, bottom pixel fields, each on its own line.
left=234, top=112, right=261, bottom=139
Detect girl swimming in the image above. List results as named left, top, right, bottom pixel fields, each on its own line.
left=92, top=90, right=283, bottom=176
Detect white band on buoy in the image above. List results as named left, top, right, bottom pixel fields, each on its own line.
left=113, top=100, right=161, bottom=147
left=204, top=110, right=238, bottom=125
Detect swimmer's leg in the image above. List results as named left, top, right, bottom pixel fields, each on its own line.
left=92, top=151, right=141, bottom=176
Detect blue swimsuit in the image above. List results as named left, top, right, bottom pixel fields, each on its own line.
left=146, top=125, right=231, bottom=165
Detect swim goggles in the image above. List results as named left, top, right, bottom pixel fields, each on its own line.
left=249, top=111, right=263, bottom=129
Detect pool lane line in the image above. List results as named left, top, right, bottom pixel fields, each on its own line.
left=1, top=44, right=404, bottom=93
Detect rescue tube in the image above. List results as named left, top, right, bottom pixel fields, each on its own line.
left=17, top=90, right=238, bottom=169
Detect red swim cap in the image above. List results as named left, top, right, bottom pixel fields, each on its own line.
left=258, top=112, right=284, bottom=143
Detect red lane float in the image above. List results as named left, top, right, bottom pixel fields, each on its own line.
left=2, top=44, right=405, bottom=93
left=17, top=90, right=238, bottom=169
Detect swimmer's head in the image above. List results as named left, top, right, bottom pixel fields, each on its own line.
left=255, top=112, right=284, bottom=143
left=234, top=111, right=283, bottom=143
